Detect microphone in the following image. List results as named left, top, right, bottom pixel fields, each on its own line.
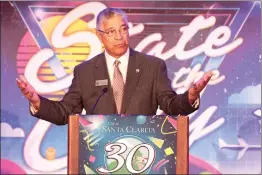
left=90, top=87, right=108, bottom=114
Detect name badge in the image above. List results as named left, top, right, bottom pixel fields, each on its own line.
left=95, top=79, right=108, bottom=86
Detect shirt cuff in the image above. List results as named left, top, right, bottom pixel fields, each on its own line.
left=191, top=98, right=200, bottom=108
left=30, top=102, right=38, bottom=115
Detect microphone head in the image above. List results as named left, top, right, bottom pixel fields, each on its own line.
left=103, top=87, right=108, bottom=93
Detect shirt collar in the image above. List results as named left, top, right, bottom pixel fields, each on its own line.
left=105, top=47, right=130, bottom=66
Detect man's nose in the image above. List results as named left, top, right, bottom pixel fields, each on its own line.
left=114, top=31, right=123, bottom=40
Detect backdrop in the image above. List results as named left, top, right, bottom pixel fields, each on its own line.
left=1, top=1, right=261, bottom=174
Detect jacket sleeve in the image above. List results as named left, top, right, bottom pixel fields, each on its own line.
left=156, top=59, right=199, bottom=116
left=30, top=67, right=83, bottom=125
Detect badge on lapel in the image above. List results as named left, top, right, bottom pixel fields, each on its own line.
left=95, top=79, right=108, bottom=86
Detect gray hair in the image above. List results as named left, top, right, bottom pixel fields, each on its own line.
left=96, top=8, right=128, bottom=30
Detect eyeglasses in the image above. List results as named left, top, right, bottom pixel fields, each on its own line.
left=97, top=25, right=129, bottom=37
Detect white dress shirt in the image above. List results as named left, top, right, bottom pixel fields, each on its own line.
left=104, top=48, right=130, bottom=85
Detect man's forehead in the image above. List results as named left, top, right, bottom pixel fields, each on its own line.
left=102, top=16, right=127, bottom=29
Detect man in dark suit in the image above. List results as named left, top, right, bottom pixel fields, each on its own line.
left=16, top=8, right=212, bottom=125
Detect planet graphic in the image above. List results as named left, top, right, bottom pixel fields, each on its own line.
left=105, top=136, right=153, bottom=174
left=136, top=115, right=147, bottom=125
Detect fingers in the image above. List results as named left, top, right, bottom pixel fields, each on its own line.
left=20, top=75, right=29, bottom=84
left=16, top=75, right=33, bottom=97
left=196, top=82, right=205, bottom=91
left=188, top=71, right=213, bottom=103
left=28, top=85, right=36, bottom=98
left=16, top=75, right=27, bottom=84
left=16, top=76, right=40, bottom=107
left=16, top=78, right=22, bottom=84
left=189, top=71, right=213, bottom=96
left=16, top=78, right=27, bottom=91
left=199, top=71, right=213, bottom=84
left=28, top=88, right=34, bottom=98
left=203, top=71, right=213, bottom=81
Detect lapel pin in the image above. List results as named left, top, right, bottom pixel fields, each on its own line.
left=136, top=69, right=140, bottom=73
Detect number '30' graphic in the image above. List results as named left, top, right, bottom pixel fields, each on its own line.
left=96, top=143, right=156, bottom=174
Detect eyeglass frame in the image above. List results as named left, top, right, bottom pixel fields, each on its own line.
left=97, top=25, right=129, bottom=37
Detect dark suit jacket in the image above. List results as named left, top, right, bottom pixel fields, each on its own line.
left=31, top=48, right=199, bottom=125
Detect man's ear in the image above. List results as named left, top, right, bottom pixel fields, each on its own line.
left=96, top=30, right=102, bottom=43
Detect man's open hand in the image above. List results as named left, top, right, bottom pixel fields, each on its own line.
left=16, top=75, right=40, bottom=110
left=188, top=71, right=213, bottom=104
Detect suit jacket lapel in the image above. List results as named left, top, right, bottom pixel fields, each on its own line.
left=121, top=48, right=143, bottom=113
left=93, top=54, right=117, bottom=113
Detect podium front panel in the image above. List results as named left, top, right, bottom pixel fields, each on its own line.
left=77, top=115, right=180, bottom=174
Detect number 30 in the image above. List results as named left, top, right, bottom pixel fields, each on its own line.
left=96, top=143, right=156, bottom=174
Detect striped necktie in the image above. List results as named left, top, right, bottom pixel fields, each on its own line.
left=112, top=60, right=124, bottom=114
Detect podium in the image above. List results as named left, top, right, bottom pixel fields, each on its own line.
left=68, top=115, right=189, bottom=174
